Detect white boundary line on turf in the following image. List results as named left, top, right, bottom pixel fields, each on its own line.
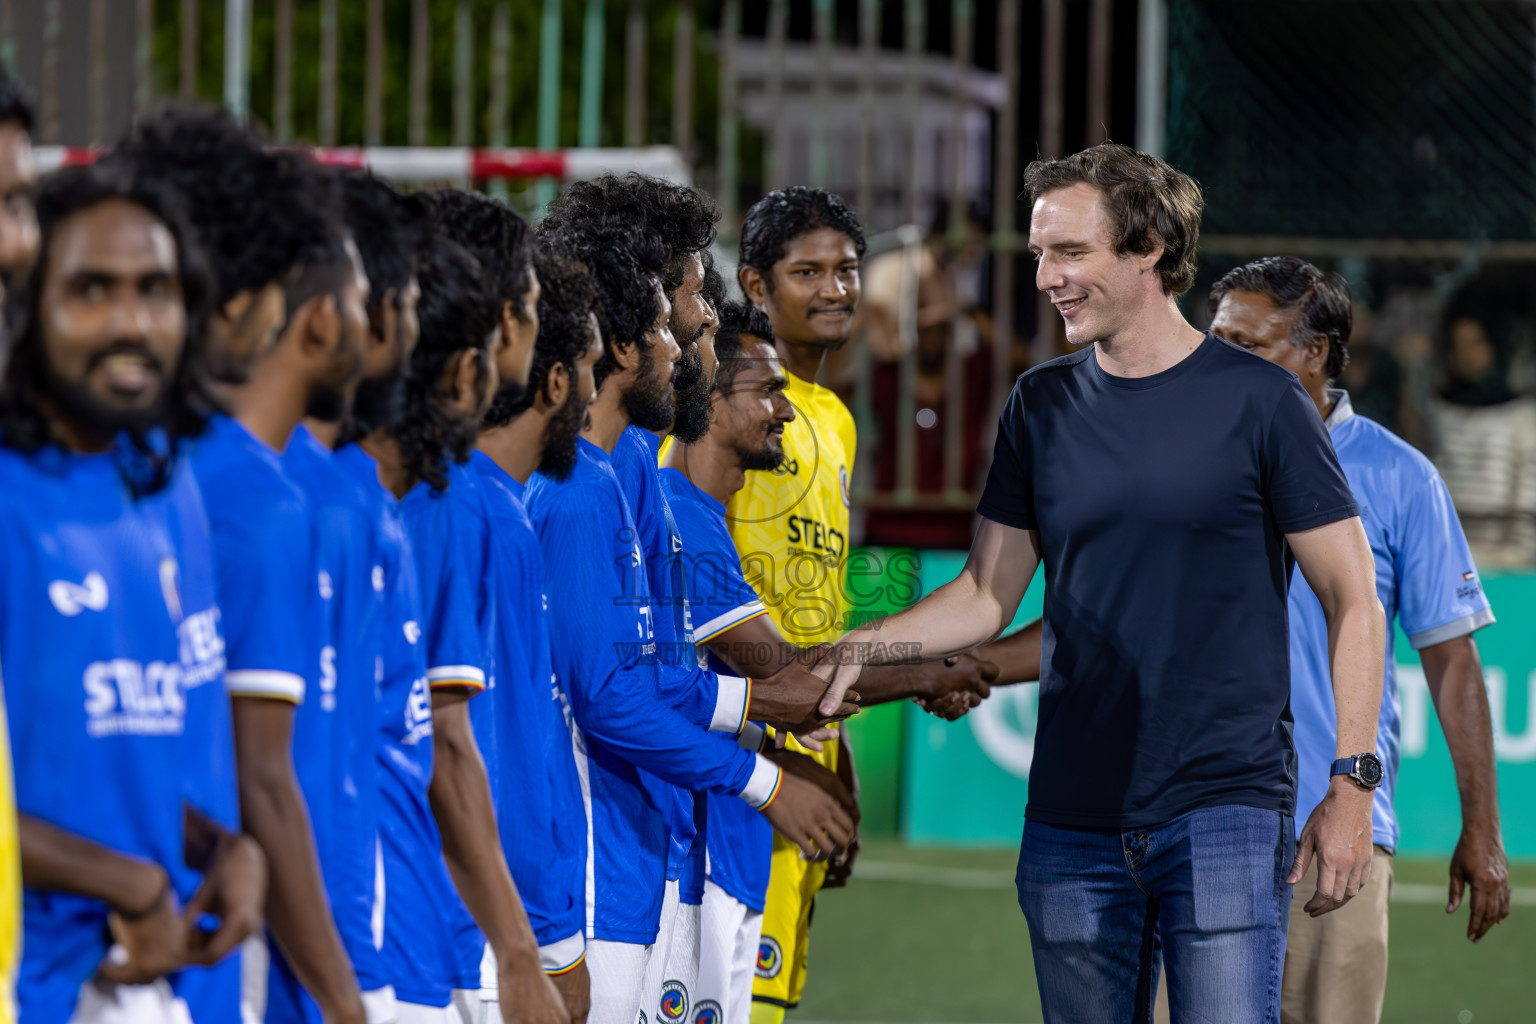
left=853, top=860, right=1536, bottom=905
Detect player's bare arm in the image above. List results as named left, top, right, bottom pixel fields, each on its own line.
left=232, top=697, right=368, bottom=1024
left=428, top=691, right=570, bottom=1024
left=816, top=519, right=1041, bottom=715
left=1285, top=517, right=1387, bottom=917
left=18, top=813, right=188, bottom=983
left=1421, top=634, right=1510, bottom=940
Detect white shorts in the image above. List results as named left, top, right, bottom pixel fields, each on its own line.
left=585, top=936, right=653, bottom=1024
left=641, top=883, right=700, bottom=1024
left=364, top=986, right=399, bottom=1024
left=71, top=972, right=192, bottom=1024
left=396, top=1002, right=455, bottom=1024
left=478, top=929, right=588, bottom=1004
left=697, top=880, right=762, bottom=1024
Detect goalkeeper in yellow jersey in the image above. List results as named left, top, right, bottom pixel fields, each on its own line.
left=728, top=188, right=999, bottom=1024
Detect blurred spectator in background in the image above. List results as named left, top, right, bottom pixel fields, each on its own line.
left=1426, top=314, right=1536, bottom=568
left=856, top=202, right=994, bottom=549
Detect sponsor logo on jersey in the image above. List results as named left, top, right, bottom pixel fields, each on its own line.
left=839, top=465, right=850, bottom=508
left=771, top=457, right=800, bottom=478
left=159, top=557, right=183, bottom=621
left=177, top=607, right=226, bottom=687
left=83, top=659, right=187, bottom=737
left=692, top=1001, right=722, bottom=1024
left=404, top=620, right=422, bottom=645
left=372, top=565, right=385, bottom=592
left=318, top=570, right=334, bottom=600
left=319, top=645, right=338, bottom=712
left=403, top=674, right=433, bottom=746
left=658, top=980, right=689, bottom=1024
left=49, top=571, right=109, bottom=616
left=756, top=936, right=783, bottom=979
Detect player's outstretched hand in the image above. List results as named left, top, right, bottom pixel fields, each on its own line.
left=750, top=659, right=859, bottom=734
left=498, top=951, right=571, bottom=1024
left=813, top=644, right=867, bottom=718
left=549, top=957, right=592, bottom=1024
left=99, top=868, right=188, bottom=985
left=182, top=831, right=267, bottom=966
left=760, top=770, right=857, bottom=861
left=1289, top=778, right=1374, bottom=917
left=911, top=654, right=1000, bottom=721
left=1448, top=823, right=1510, bottom=942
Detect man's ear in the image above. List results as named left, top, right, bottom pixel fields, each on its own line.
left=1138, top=233, right=1166, bottom=275
left=296, top=292, right=341, bottom=361
left=543, top=361, right=571, bottom=413
left=611, top=336, right=642, bottom=374
left=1305, top=334, right=1330, bottom=375
left=500, top=300, right=518, bottom=346
left=438, top=347, right=481, bottom=417
left=739, top=265, right=769, bottom=308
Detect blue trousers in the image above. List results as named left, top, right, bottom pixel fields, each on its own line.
left=1016, top=805, right=1295, bottom=1024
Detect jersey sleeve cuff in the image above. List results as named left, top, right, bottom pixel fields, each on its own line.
left=225, top=669, right=306, bottom=703
left=1408, top=608, right=1497, bottom=650
left=738, top=722, right=769, bottom=753
left=710, top=674, right=752, bottom=735
left=427, top=664, right=487, bottom=693
left=738, top=754, right=783, bottom=810
left=539, top=932, right=587, bottom=975
left=693, top=603, right=768, bottom=644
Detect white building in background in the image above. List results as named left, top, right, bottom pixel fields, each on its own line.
left=730, top=41, right=1005, bottom=235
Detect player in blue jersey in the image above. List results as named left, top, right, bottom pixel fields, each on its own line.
left=365, top=233, right=564, bottom=1024
left=111, top=110, right=376, bottom=1024
left=472, top=243, right=607, bottom=1024
left=1209, top=258, right=1508, bottom=1024
left=422, top=190, right=572, bottom=1024
left=525, top=223, right=857, bottom=1024
left=0, top=162, right=264, bottom=1023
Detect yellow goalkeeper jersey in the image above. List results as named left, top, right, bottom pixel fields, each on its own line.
left=726, top=370, right=856, bottom=647
left=0, top=679, right=18, bottom=1024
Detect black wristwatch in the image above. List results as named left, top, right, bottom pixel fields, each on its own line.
left=1330, top=752, right=1384, bottom=790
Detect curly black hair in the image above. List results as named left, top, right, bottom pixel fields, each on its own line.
left=540, top=173, right=717, bottom=299
left=486, top=242, right=595, bottom=429
left=739, top=186, right=867, bottom=280
left=1210, top=256, right=1352, bottom=381
left=701, top=249, right=728, bottom=311
left=105, top=104, right=346, bottom=307
left=336, top=168, right=430, bottom=313
left=713, top=301, right=776, bottom=395
left=0, top=67, right=34, bottom=131
left=0, top=163, right=214, bottom=495
left=397, top=236, right=497, bottom=492
left=423, top=188, right=535, bottom=319
left=538, top=219, right=670, bottom=392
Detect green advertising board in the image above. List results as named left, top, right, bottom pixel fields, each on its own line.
left=899, top=551, right=1536, bottom=858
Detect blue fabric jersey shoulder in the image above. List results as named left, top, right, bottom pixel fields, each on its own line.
left=0, top=448, right=234, bottom=1024
left=659, top=469, right=775, bottom=911
left=468, top=451, right=587, bottom=949
left=278, top=426, right=388, bottom=999
left=332, top=443, right=462, bottom=1006
left=525, top=440, right=757, bottom=944
left=1288, top=401, right=1495, bottom=851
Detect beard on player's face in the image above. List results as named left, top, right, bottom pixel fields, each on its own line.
left=669, top=335, right=713, bottom=444
left=537, top=378, right=587, bottom=481
left=351, top=369, right=408, bottom=435
left=622, top=341, right=676, bottom=432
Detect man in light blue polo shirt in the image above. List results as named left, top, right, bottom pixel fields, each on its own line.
left=1210, top=256, right=1510, bottom=1024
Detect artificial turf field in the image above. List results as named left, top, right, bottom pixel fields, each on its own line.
left=793, top=839, right=1536, bottom=1024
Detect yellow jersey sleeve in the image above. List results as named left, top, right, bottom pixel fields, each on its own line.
left=0, top=678, right=19, bottom=1024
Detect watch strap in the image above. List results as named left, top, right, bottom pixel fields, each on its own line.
left=1329, top=755, right=1357, bottom=778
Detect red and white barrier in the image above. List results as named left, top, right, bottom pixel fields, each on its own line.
left=33, top=145, right=691, bottom=185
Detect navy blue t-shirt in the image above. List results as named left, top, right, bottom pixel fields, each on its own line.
left=976, top=335, right=1358, bottom=828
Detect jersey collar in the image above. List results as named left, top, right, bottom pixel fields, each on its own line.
left=1323, top=388, right=1354, bottom=434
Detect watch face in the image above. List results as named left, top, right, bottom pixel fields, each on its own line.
left=1358, top=753, right=1384, bottom=787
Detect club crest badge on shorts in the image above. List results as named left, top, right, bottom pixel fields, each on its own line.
left=659, top=980, right=690, bottom=1024
left=692, top=1000, right=723, bottom=1024
left=756, top=936, right=783, bottom=979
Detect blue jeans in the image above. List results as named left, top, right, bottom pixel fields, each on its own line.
left=1016, top=805, right=1295, bottom=1024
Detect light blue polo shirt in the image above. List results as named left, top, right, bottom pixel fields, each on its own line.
left=1290, top=390, right=1495, bottom=852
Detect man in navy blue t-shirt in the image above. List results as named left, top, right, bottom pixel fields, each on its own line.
left=818, top=144, right=1387, bottom=1024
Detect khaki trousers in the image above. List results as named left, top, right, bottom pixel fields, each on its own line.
left=1154, top=846, right=1392, bottom=1024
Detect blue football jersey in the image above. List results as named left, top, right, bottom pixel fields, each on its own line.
left=0, top=445, right=235, bottom=1024
left=332, top=443, right=463, bottom=1008
left=398, top=461, right=497, bottom=989
left=1290, top=392, right=1495, bottom=851
left=469, top=451, right=587, bottom=959
left=610, top=427, right=752, bottom=896
left=660, top=469, right=776, bottom=912
left=275, top=425, right=388, bottom=1014
left=524, top=439, right=779, bottom=944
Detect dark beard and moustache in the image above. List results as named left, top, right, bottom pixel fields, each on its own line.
left=622, top=342, right=676, bottom=432
left=304, top=382, right=347, bottom=423
left=537, top=386, right=589, bottom=481
left=349, top=370, right=408, bottom=436
left=736, top=434, right=785, bottom=472
left=42, top=342, right=169, bottom=440
left=669, top=336, right=713, bottom=444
